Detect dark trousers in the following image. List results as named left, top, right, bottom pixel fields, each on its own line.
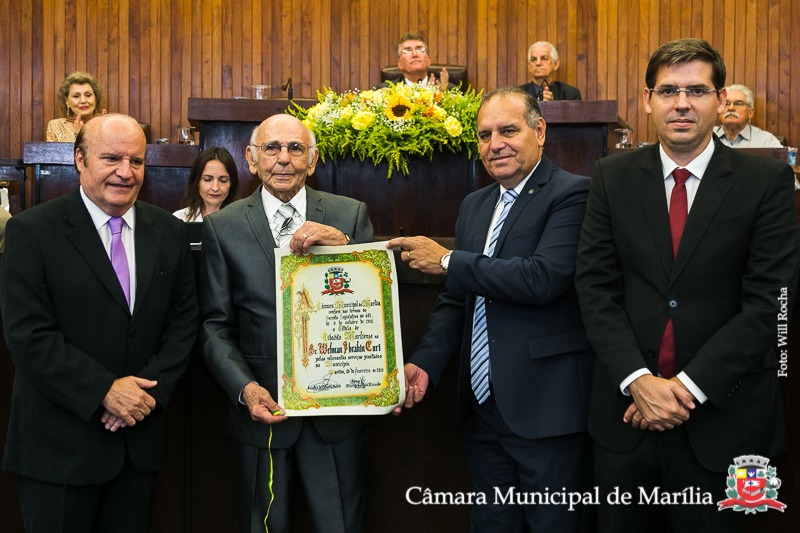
left=17, top=457, right=155, bottom=533
left=594, top=425, right=757, bottom=533
left=467, top=394, right=592, bottom=533
left=231, top=418, right=366, bottom=533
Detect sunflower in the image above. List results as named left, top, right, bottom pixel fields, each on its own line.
left=384, top=93, right=413, bottom=121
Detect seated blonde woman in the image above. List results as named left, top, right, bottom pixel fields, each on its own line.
left=46, top=71, right=105, bottom=142
left=173, top=146, right=239, bottom=222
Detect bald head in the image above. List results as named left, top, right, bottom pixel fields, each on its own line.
left=75, top=113, right=146, bottom=161
left=246, top=114, right=319, bottom=203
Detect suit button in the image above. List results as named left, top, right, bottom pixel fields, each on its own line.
left=129, top=329, right=136, bottom=337
left=668, top=299, right=678, bottom=309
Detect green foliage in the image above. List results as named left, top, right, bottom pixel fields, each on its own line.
left=289, top=83, right=482, bottom=178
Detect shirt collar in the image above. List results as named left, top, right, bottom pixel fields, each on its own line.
left=497, top=157, right=541, bottom=202
left=658, top=138, right=715, bottom=181
left=80, top=186, right=136, bottom=230
left=714, top=123, right=753, bottom=143
left=261, top=186, right=307, bottom=220
left=405, top=76, right=429, bottom=87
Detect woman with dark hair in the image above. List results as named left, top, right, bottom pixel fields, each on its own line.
left=173, top=146, right=239, bottom=222
left=46, top=71, right=106, bottom=142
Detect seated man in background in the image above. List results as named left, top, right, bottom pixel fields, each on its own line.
left=376, top=32, right=452, bottom=91
left=713, top=84, right=783, bottom=147
left=519, top=41, right=582, bottom=101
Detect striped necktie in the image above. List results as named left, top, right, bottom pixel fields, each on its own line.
left=470, top=189, right=518, bottom=404
left=275, top=203, right=297, bottom=246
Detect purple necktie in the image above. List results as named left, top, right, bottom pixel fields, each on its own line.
left=108, top=217, right=131, bottom=306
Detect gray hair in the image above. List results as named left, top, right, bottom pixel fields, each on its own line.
left=481, top=87, right=542, bottom=128
left=725, top=84, right=754, bottom=108
left=249, top=121, right=318, bottom=165
left=528, top=41, right=559, bottom=62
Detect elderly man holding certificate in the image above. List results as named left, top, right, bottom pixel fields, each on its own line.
left=199, top=114, right=375, bottom=533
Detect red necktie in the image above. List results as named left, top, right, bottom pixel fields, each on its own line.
left=658, top=168, right=691, bottom=378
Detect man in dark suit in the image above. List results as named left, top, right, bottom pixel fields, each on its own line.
left=389, top=87, right=592, bottom=532
left=199, top=114, right=374, bottom=533
left=375, top=32, right=453, bottom=91
left=0, top=113, right=198, bottom=532
left=575, top=38, right=799, bottom=532
left=519, top=41, right=582, bottom=101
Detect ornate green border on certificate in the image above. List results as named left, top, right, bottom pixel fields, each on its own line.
left=278, top=249, right=400, bottom=411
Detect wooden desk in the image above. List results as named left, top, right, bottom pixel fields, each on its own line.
left=22, top=142, right=199, bottom=211
left=0, top=159, right=24, bottom=213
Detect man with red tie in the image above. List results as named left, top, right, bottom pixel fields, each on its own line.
left=576, top=38, right=799, bottom=532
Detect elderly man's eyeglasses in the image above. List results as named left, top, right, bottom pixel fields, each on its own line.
left=725, top=100, right=749, bottom=108
left=251, top=142, right=312, bottom=157
left=400, top=46, right=427, bottom=55
left=648, top=86, right=719, bottom=99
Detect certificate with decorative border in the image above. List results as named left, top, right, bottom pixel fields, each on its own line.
left=275, top=241, right=405, bottom=415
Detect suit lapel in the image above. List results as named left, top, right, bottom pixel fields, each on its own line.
left=634, top=147, right=675, bottom=274
left=468, top=188, right=498, bottom=253
left=305, top=187, right=325, bottom=224
left=244, top=187, right=280, bottom=266
left=490, top=156, right=548, bottom=255
left=671, top=146, right=733, bottom=279
left=64, top=192, right=131, bottom=313
left=634, top=143, right=734, bottom=283
left=132, top=203, right=160, bottom=317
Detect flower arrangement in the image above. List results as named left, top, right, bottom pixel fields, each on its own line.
left=289, top=83, right=482, bottom=178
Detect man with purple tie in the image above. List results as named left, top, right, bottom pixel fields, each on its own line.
left=0, top=113, right=197, bottom=533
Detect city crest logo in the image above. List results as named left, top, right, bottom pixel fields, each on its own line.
left=321, top=266, right=353, bottom=295
left=717, top=455, right=786, bottom=513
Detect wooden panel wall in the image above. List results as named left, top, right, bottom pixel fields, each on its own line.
left=1, top=0, right=799, bottom=158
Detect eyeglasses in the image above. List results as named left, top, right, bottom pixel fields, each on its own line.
left=251, top=142, right=312, bottom=157
left=648, top=86, right=719, bottom=99
left=724, top=100, right=749, bottom=108
left=400, top=46, right=427, bottom=55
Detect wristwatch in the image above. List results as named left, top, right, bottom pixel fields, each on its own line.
left=440, top=251, right=452, bottom=274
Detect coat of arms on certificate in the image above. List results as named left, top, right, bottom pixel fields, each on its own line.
left=275, top=241, right=405, bottom=415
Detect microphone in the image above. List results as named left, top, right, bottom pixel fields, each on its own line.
left=281, top=78, right=293, bottom=101
left=539, top=79, right=550, bottom=101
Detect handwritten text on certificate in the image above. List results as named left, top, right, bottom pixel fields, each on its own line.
left=275, top=241, right=405, bottom=415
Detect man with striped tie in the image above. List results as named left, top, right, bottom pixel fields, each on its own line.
left=200, top=114, right=373, bottom=533
left=389, top=87, right=592, bottom=532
